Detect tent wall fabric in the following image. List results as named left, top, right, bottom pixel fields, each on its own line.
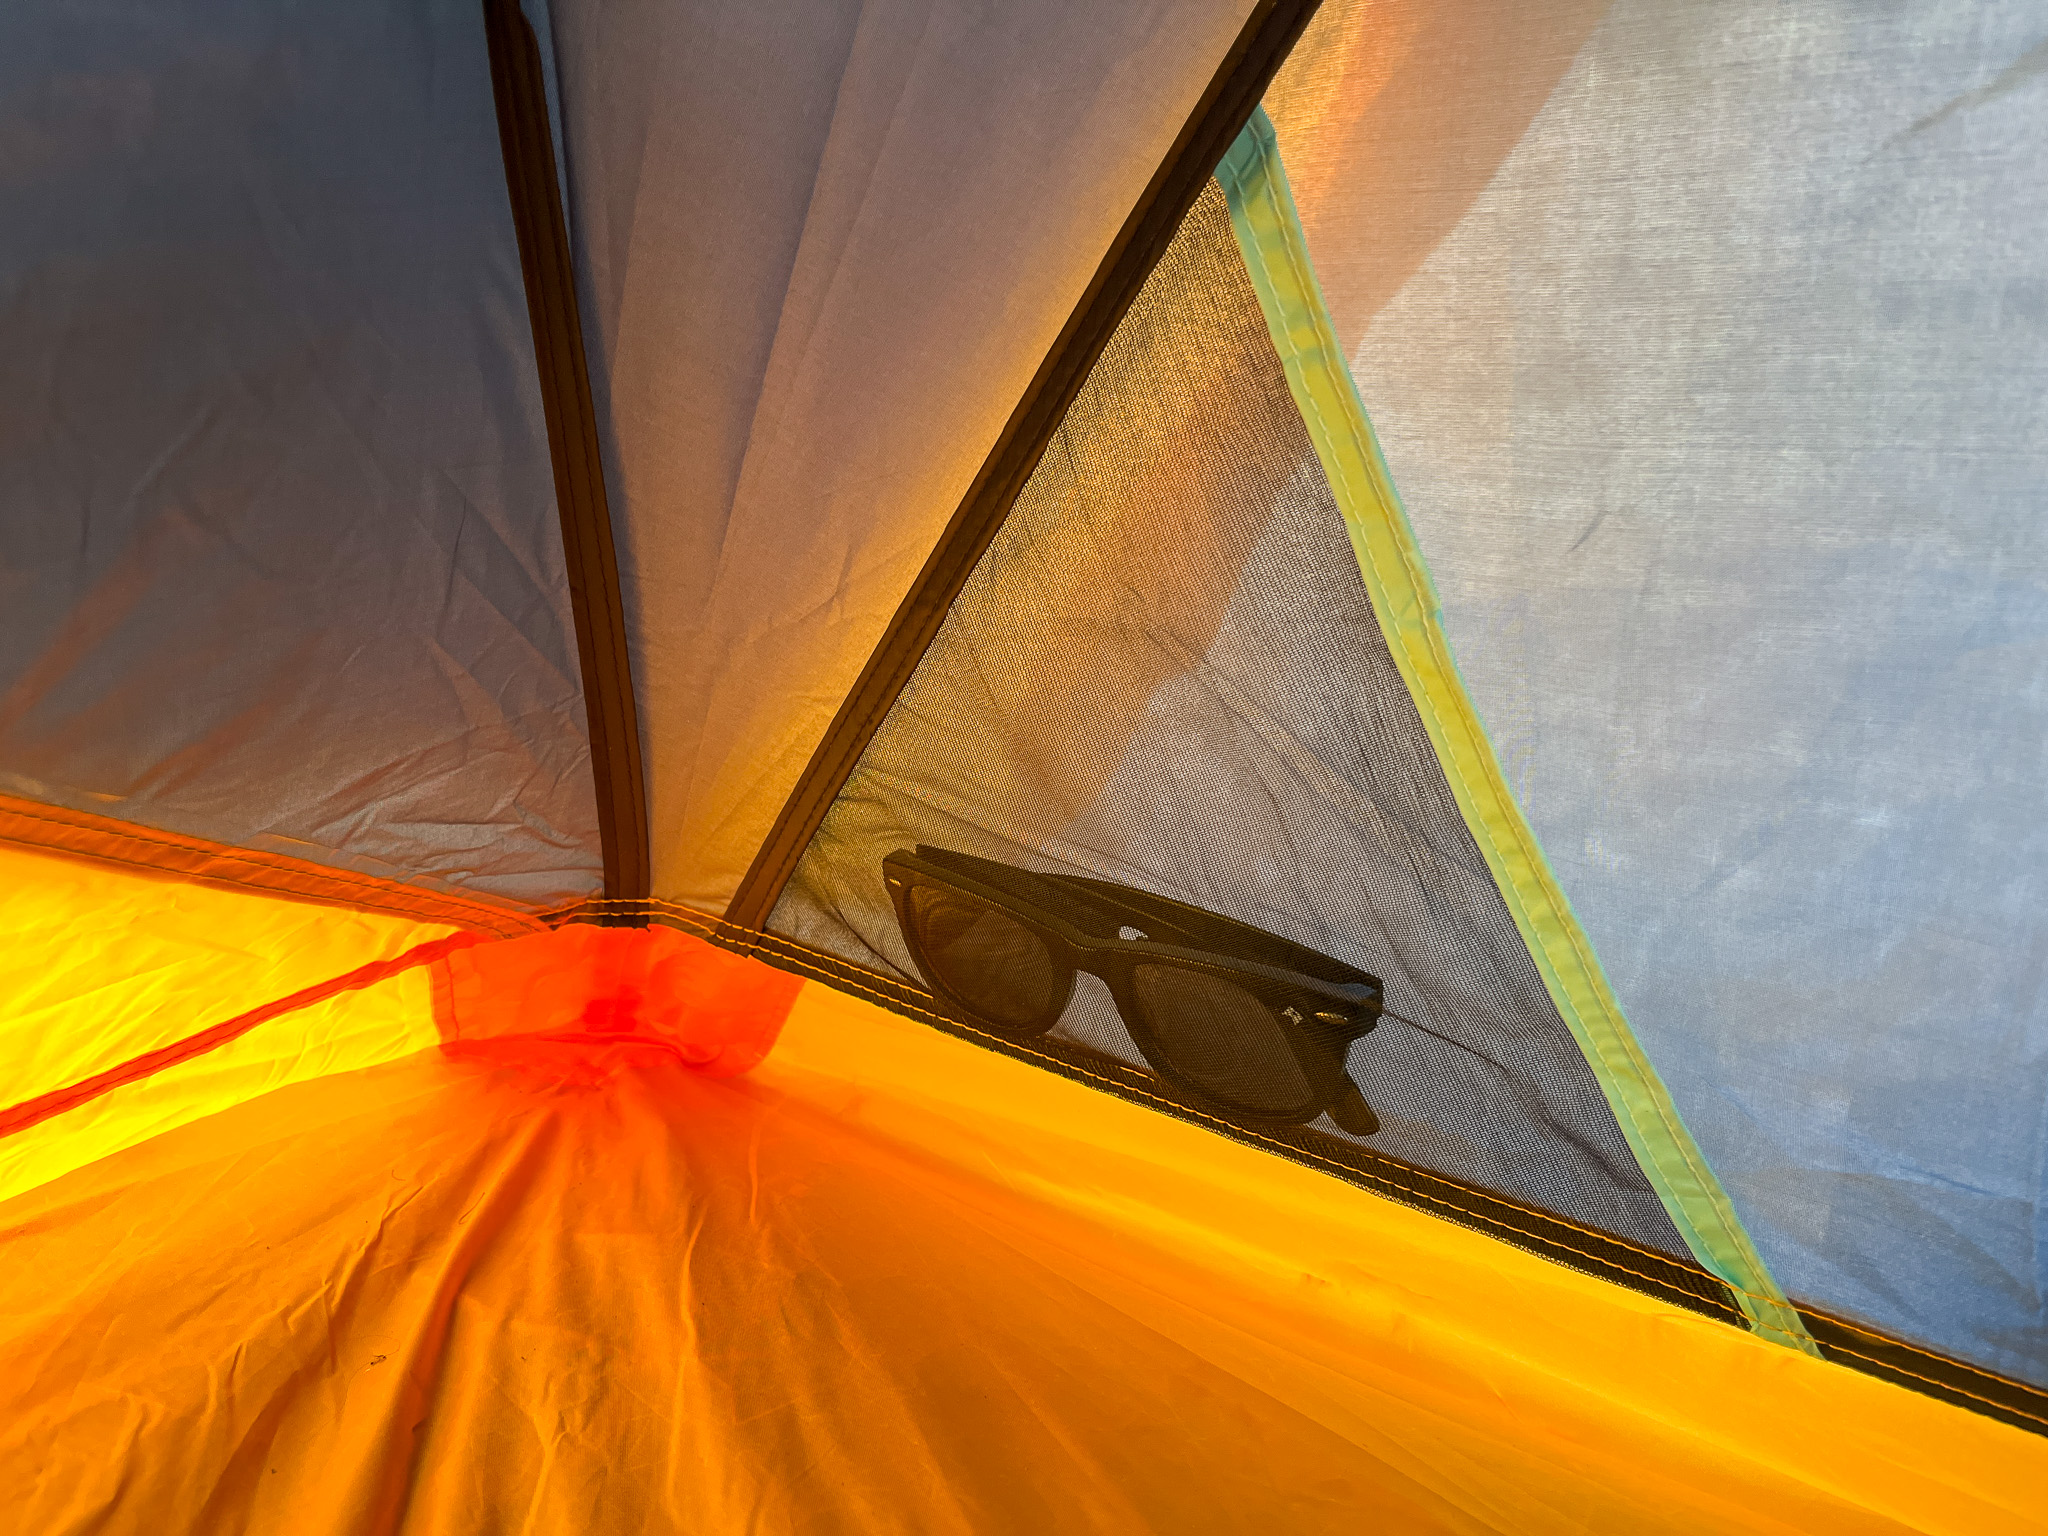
left=5, top=978, right=2044, bottom=1533
left=0, top=0, right=603, bottom=907
left=0, top=891, right=793, bottom=1212
left=1264, top=0, right=2048, bottom=1390
left=4, top=0, right=2048, bottom=1522
left=538, top=0, right=1277, bottom=910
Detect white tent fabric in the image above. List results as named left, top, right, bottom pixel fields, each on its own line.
left=1269, top=0, right=2048, bottom=1384
left=0, top=0, right=601, bottom=906
left=542, top=0, right=1263, bottom=910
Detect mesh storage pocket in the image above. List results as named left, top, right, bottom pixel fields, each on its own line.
left=770, top=181, right=1693, bottom=1266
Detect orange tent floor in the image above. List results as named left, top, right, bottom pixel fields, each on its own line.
left=3, top=984, right=2042, bottom=1534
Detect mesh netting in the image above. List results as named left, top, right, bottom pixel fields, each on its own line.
left=770, top=181, right=1689, bottom=1259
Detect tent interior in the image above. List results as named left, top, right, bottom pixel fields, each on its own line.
left=3, top=0, right=2046, bottom=1530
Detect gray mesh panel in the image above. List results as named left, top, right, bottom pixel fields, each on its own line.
left=772, top=182, right=1686, bottom=1258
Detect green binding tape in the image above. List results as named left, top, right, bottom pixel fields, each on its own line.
left=1217, top=107, right=1815, bottom=1353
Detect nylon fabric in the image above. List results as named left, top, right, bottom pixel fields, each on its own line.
left=540, top=0, right=1262, bottom=909
left=1265, top=0, right=2048, bottom=1387
left=0, top=842, right=454, bottom=1120
left=0, top=791, right=547, bottom=938
left=1, top=975, right=2041, bottom=1532
left=436, top=922, right=802, bottom=1077
left=0, top=902, right=800, bottom=1211
left=0, top=961, right=441, bottom=1208
left=0, top=0, right=602, bottom=905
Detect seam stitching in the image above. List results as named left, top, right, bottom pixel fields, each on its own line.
left=575, top=901, right=1771, bottom=1306
left=568, top=900, right=2048, bottom=1418
left=0, top=802, right=542, bottom=935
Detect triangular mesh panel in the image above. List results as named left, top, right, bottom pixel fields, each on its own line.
left=770, top=182, right=1698, bottom=1278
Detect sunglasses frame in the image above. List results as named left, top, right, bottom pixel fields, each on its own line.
left=883, top=846, right=1382, bottom=1133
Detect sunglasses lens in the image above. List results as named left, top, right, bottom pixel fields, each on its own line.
left=1132, top=964, right=1315, bottom=1116
left=905, top=883, right=1069, bottom=1034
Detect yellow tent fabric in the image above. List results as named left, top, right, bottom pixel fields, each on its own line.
left=3, top=964, right=2040, bottom=1532
left=0, top=844, right=456, bottom=1104
left=0, top=842, right=462, bottom=1204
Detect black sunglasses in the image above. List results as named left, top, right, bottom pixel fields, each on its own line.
left=884, top=846, right=1382, bottom=1136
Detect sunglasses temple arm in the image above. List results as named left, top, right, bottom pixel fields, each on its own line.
left=1328, top=1079, right=1380, bottom=1137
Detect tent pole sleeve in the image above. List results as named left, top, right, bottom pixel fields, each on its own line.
left=723, top=0, right=1326, bottom=930
left=1215, top=107, right=1818, bottom=1355
left=483, top=0, right=650, bottom=903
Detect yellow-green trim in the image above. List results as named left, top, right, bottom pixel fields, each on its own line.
left=1216, top=108, right=1814, bottom=1353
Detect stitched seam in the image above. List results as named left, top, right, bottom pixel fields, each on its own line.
left=564, top=905, right=2039, bottom=1392
left=0, top=800, right=525, bottom=910
left=0, top=802, right=542, bottom=935
left=761, top=948, right=2048, bottom=1413
left=1769, top=1346, right=2048, bottom=1428
left=574, top=900, right=1746, bottom=1290
left=2, top=802, right=445, bottom=891
left=0, top=933, right=479, bottom=1139
left=575, top=902, right=2048, bottom=1416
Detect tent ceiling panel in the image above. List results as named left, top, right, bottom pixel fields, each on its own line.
left=542, top=0, right=1264, bottom=909
left=0, top=0, right=602, bottom=907
left=1267, top=0, right=2048, bottom=1387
